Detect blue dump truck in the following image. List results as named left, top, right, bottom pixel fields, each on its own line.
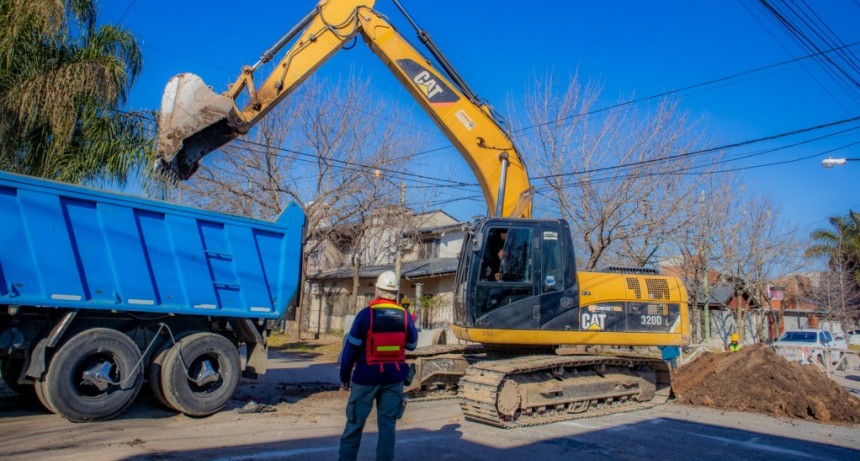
left=0, top=171, right=305, bottom=421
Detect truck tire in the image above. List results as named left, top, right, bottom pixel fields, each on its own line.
left=34, top=378, right=55, bottom=413
left=148, top=341, right=176, bottom=410
left=42, top=328, right=143, bottom=422
left=147, top=331, right=194, bottom=411
left=161, top=332, right=240, bottom=417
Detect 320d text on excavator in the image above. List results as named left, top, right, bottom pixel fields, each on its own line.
left=156, top=0, right=691, bottom=428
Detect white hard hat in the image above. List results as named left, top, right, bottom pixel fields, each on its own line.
left=375, top=270, right=399, bottom=293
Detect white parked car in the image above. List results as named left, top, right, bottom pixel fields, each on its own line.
left=773, top=329, right=847, bottom=368
left=846, top=329, right=860, bottom=347
left=832, top=334, right=848, bottom=350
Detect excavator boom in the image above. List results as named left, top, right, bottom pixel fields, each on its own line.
left=156, top=0, right=532, bottom=218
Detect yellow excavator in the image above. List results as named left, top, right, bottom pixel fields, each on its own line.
left=156, top=0, right=690, bottom=428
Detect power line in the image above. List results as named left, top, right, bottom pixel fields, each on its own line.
left=233, top=138, right=478, bottom=188
left=511, top=37, right=860, bottom=136
left=114, top=106, right=858, bottom=203
left=531, top=114, right=860, bottom=182
left=108, top=107, right=478, bottom=190
left=116, top=0, right=138, bottom=25
left=134, top=12, right=860, bottom=160
left=762, top=0, right=860, bottom=88
left=541, top=124, right=860, bottom=191
left=750, top=0, right=860, bottom=108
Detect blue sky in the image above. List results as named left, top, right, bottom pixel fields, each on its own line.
left=102, top=0, right=859, bottom=235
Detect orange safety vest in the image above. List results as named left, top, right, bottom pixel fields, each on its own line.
left=365, top=299, right=408, bottom=370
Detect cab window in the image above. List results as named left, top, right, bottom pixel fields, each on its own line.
left=475, top=226, right=534, bottom=316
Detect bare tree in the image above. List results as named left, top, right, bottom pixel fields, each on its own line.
left=710, top=193, right=802, bottom=343
left=514, top=71, right=710, bottom=270
left=178, top=73, right=423, bottom=332
left=806, top=266, right=860, bottom=330
left=666, top=176, right=737, bottom=342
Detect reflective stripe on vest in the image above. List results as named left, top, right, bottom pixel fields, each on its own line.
left=366, top=300, right=408, bottom=369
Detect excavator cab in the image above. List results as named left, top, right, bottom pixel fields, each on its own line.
left=453, top=218, right=580, bottom=332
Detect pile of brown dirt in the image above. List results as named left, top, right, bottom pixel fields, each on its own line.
left=672, top=343, right=860, bottom=424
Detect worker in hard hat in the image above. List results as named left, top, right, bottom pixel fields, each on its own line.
left=400, top=295, right=417, bottom=323
left=339, top=270, right=418, bottom=461
left=728, top=333, right=742, bottom=352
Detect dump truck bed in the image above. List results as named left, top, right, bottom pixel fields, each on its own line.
left=0, top=171, right=304, bottom=319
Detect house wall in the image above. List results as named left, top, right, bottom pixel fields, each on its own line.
left=416, top=211, right=457, bottom=228
left=401, top=276, right=456, bottom=327
left=306, top=274, right=456, bottom=334
left=306, top=241, right=350, bottom=274
left=780, top=312, right=847, bottom=335
left=439, top=232, right=464, bottom=258
left=692, top=307, right=763, bottom=347
left=687, top=304, right=853, bottom=349
left=305, top=280, right=364, bottom=336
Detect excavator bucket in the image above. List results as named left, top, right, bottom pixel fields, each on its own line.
left=156, top=73, right=239, bottom=180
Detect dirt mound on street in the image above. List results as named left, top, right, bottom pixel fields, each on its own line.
left=672, top=343, right=860, bottom=424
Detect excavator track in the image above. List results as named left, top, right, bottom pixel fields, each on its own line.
left=405, top=344, right=486, bottom=401
left=458, top=354, right=671, bottom=428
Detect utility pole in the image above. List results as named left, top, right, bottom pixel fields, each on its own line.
left=415, top=282, right=424, bottom=328
left=701, top=190, right=711, bottom=341
left=394, top=182, right=406, bottom=302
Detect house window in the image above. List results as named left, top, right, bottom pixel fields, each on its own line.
left=308, top=247, right=321, bottom=264
left=419, top=238, right=440, bottom=259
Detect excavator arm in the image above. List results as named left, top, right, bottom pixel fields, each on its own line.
left=157, top=0, right=533, bottom=218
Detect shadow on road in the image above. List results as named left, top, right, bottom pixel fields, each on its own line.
left=115, top=418, right=860, bottom=461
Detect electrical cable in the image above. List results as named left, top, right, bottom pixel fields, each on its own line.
left=531, top=114, right=860, bottom=182
left=116, top=0, right=138, bottom=25
left=114, top=105, right=859, bottom=204
left=511, top=36, right=860, bottom=135
left=742, top=0, right=860, bottom=113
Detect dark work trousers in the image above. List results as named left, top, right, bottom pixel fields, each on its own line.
left=339, top=381, right=405, bottom=461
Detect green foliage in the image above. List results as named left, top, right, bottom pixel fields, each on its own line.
left=0, top=0, right=153, bottom=185
left=805, top=210, right=860, bottom=284
left=418, top=294, right=444, bottom=327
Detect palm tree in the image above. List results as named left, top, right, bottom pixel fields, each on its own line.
left=805, top=210, right=860, bottom=285
left=0, top=0, right=152, bottom=186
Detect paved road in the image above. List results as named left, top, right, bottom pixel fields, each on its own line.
left=189, top=403, right=860, bottom=461
left=1, top=349, right=858, bottom=461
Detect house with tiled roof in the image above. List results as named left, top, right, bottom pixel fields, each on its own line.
left=301, top=209, right=467, bottom=336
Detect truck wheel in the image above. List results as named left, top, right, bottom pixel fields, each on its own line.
left=148, top=332, right=194, bottom=411
left=34, top=378, right=55, bottom=413
left=42, top=328, right=143, bottom=422
left=148, top=341, right=176, bottom=410
left=161, top=332, right=240, bottom=417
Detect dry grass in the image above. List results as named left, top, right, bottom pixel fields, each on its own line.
left=268, top=332, right=343, bottom=363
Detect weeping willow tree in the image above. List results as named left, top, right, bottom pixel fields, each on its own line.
left=0, top=0, right=153, bottom=185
